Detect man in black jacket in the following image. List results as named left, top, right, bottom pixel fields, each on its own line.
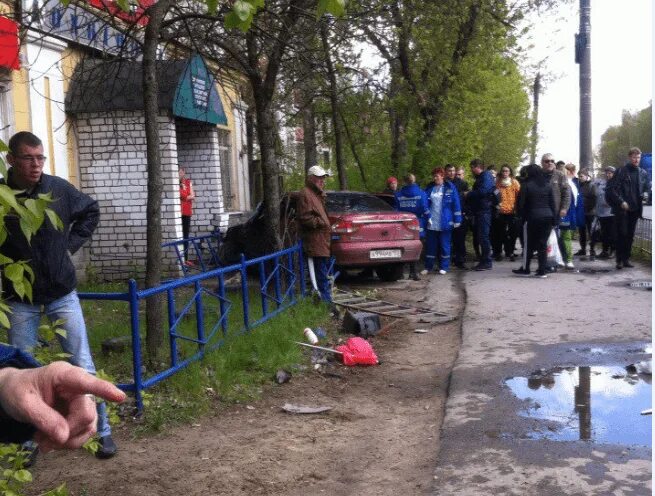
left=1, top=132, right=116, bottom=462
left=445, top=164, right=469, bottom=268
left=605, top=147, right=651, bottom=269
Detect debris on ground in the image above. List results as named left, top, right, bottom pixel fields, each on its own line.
left=281, top=403, right=333, bottom=414
left=414, top=329, right=429, bottom=334
left=336, top=337, right=379, bottom=366
left=275, top=369, right=292, bottom=384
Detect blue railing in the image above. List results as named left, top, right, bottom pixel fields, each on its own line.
left=79, top=243, right=306, bottom=411
left=161, top=232, right=223, bottom=275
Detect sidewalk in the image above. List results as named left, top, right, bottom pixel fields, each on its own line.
left=432, top=255, right=652, bottom=495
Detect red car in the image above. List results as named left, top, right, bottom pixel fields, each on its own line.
left=220, top=191, right=422, bottom=282
left=282, top=191, right=422, bottom=281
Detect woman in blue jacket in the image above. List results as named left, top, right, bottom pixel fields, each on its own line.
left=560, top=163, right=585, bottom=269
left=422, top=168, right=462, bottom=274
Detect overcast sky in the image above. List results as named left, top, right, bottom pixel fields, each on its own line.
left=528, top=0, right=653, bottom=165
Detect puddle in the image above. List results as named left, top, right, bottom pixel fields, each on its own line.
left=506, top=365, right=652, bottom=446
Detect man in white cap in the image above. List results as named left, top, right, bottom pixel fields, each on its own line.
left=296, top=165, right=333, bottom=301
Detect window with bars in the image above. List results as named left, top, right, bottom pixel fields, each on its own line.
left=0, top=72, right=12, bottom=144
left=218, top=129, right=233, bottom=210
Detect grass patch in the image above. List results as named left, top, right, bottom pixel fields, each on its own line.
left=137, top=298, right=330, bottom=433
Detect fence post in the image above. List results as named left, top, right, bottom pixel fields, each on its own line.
left=298, top=242, right=306, bottom=298
left=240, top=253, right=250, bottom=330
left=166, top=288, right=177, bottom=367
left=259, top=261, right=268, bottom=318
left=128, top=279, right=144, bottom=412
left=287, top=252, right=295, bottom=303
left=274, top=255, right=282, bottom=308
left=195, top=279, right=206, bottom=352
left=218, top=272, right=227, bottom=337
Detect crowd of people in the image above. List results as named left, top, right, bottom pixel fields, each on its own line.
left=389, top=147, right=650, bottom=279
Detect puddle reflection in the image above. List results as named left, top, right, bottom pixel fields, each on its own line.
left=506, top=366, right=652, bottom=446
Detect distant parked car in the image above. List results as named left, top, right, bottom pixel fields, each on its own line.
left=220, top=191, right=422, bottom=282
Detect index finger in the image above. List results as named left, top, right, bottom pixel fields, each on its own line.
left=54, top=364, right=127, bottom=403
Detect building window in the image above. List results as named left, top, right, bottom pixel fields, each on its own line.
left=218, top=129, right=233, bottom=210
left=0, top=72, right=12, bottom=144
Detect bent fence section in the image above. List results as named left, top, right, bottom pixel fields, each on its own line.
left=635, top=218, right=651, bottom=255
left=79, top=243, right=306, bottom=411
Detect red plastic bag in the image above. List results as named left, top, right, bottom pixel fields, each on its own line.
left=335, top=337, right=379, bottom=366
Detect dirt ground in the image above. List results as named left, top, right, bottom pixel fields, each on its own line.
left=29, top=274, right=463, bottom=496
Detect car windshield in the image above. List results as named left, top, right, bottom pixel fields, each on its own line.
left=326, top=192, right=394, bottom=213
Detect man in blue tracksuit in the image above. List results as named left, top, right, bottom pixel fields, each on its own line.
left=467, top=158, right=495, bottom=270
left=394, top=173, right=429, bottom=280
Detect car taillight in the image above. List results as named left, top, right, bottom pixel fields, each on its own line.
left=332, top=219, right=358, bottom=233
left=403, top=218, right=420, bottom=231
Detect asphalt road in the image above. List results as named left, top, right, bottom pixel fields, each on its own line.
left=431, top=253, right=652, bottom=495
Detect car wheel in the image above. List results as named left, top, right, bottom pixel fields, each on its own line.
left=375, top=264, right=404, bottom=282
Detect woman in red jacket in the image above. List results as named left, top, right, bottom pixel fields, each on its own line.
left=179, top=167, right=195, bottom=264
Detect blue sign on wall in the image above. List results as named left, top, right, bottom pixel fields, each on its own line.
left=172, top=54, right=228, bottom=126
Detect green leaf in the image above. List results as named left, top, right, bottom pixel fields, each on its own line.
left=0, top=310, right=10, bottom=329
left=45, top=209, right=64, bottom=231
left=114, top=0, right=129, bottom=12
left=0, top=185, right=20, bottom=211
left=19, top=218, right=32, bottom=244
left=12, top=279, right=25, bottom=300
left=205, top=0, right=217, bottom=14
left=318, top=0, right=346, bottom=17
left=23, top=280, right=32, bottom=303
left=232, top=0, right=254, bottom=21
left=0, top=140, right=8, bottom=152
left=12, top=469, right=32, bottom=483
left=4, top=263, right=23, bottom=283
left=0, top=253, right=12, bottom=265
left=224, top=11, right=252, bottom=31
left=0, top=159, right=7, bottom=178
left=23, top=264, right=34, bottom=283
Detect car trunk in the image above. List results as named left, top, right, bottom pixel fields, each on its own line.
left=329, top=213, right=418, bottom=242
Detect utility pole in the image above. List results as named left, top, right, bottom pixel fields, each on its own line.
left=530, top=73, right=541, bottom=165
left=577, top=0, right=592, bottom=171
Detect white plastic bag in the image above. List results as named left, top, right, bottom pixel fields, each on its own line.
left=546, top=229, right=563, bottom=266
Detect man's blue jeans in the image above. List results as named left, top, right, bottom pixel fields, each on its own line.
left=309, top=256, right=332, bottom=302
left=7, top=290, right=111, bottom=438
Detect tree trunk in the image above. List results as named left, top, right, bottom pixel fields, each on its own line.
left=301, top=85, right=317, bottom=173
left=253, top=92, right=282, bottom=251
left=388, top=64, right=406, bottom=175
left=320, top=21, right=347, bottom=190
left=246, top=107, right=261, bottom=206
left=530, top=73, right=541, bottom=165
left=142, top=0, right=171, bottom=367
left=340, top=109, right=368, bottom=190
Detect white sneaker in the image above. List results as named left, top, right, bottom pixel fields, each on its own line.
left=420, top=269, right=428, bottom=276
left=565, top=262, right=575, bottom=269
left=438, top=269, right=447, bottom=275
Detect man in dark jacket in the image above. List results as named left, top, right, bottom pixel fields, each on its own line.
left=605, top=147, right=651, bottom=269
left=467, top=158, right=495, bottom=270
left=2, top=131, right=116, bottom=462
left=297, top=165, right=333, bottom=301
left=445, top=164, right=469, bottom=268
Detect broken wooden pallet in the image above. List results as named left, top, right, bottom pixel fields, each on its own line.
left=332, top=289, right=455, bottom=323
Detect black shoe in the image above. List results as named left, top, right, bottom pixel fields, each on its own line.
left=494, top=255, right=503, bottom=262
left=409, top=273, right=420, bottom=281
left=546, top=266, right=557, bottom=273
left=21, top=445, right=39, bottom=468
left=96, top=435, right=118, bottom=459
left=473, top=264, right=492, bottom=271
left=512, top=268, right=531, bottom=276
left=509, top=254, right=516, bottom=262
left=454, top=263, right=466, bottom=269
left=574, top=249, right=586, bottom=256
left=623, top=261, right=634, bottom=268
left=534, top=271, right=548, bottom=279
left=598, top=251, right=609, bottom=259
left=616, top=262, right=623, bottom=270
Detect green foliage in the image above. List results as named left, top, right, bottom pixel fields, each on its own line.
left=598, top=104, right=652, bottom=168
left=0, top=444, right=69, bottom=496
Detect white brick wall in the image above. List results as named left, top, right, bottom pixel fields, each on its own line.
left=73, top=110, right=229, bottom=281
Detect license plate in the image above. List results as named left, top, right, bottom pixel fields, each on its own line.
left=369, top=249, right=401, bottom=259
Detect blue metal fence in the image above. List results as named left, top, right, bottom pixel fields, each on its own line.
left=161, top=232, right=222, bottom=275
left=79, top=243, right=306, bottom=411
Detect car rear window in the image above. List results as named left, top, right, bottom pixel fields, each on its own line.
left=326, top=192, right=394, bottom=213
